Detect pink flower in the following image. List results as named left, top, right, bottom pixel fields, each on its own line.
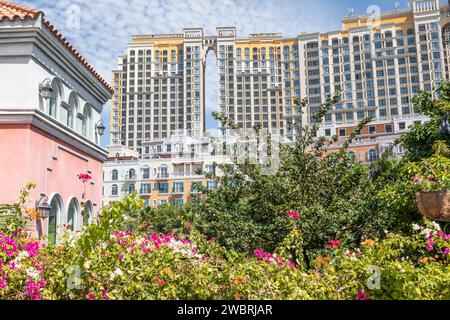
left=118, top=254, right=125, bottom=260
left=287, top=211, right=300, bottom=220
left=101, top=290, right=110, bottom=300
left=357, top=291, right=372, bottom=301
left=86, top=293, right=95, bottom=300
left=328, top=240, right=341, bottom=249
left=412, top=176, right=421, bottom=183
left=0, top=279, right=6, bottom=289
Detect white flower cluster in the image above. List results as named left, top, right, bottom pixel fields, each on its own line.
left=59, top=227, right=86, bottom=248
left=166, top=239, right=203, bottom=261
left=110, top=268, right=123, bottom=281
left=412, top=222, right=441, bottom=239
left=25, top=267, right=40, bottom=280
left=12, top=250, right=29, bottom=269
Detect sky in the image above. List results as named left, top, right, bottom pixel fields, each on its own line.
left=21, top=0, right=420, bottom=146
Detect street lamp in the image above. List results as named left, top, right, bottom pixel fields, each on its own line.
left=38, top=79, right=53, bottom=100
left=96, top=120, right=106, bottom=136
left=35, top=195, right=52, bottom=219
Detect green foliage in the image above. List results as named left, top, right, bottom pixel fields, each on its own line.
left=192, top=93, right=416, bottom=264
left=141, top=204, right=194, bottom=237
left=397, top=81, right=450, bottom=162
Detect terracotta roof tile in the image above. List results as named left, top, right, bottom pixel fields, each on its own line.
left=0, top=1, right=114, bottom=94
left=0, top=0, right=40, bottom=21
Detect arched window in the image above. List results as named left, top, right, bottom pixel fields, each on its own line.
left=128, top=183, right=136, bottom=193
left=368, top=149, right=378, bottom=162
left=112, top=169, right=118, bottom=181
left=63, top=92, right=78, bottom=129
left=47, top=194, right=63, bottom=246
left=158, top=165, right=169, bottom=178
left=143, top=167, right=150, bottom=180
left=82, top=201, right=93, bottom=226
left=67, top=198, right=79, bottom=231
left=112, top=184, right=118, bottom=196
left=129, top=169, right=136, bottom=179
left=81, top=104, right=92, bottom=138
left=48, top=78, right=62, bottom=118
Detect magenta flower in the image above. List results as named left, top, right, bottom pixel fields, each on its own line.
left=101, top=290, right=110, bottom=300
left=86, top=293, right=95, bottom=300
left=357, top=291, right=372, bottom=301
left=0, top=279, right=6, bottom=289
left=412, top=176, right=421, bottom=183
left=24, top=242, right=40, bottom=258
left=287, top=211, right=300, bottom=220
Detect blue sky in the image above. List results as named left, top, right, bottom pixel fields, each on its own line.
left=21, top=0, right=420, bottom=146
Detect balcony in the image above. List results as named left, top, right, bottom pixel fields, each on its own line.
left=157, top=173, right=170, bottom=179
left=125, top=174, right=137, bottom=181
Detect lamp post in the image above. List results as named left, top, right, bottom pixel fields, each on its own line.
left=96, top=120, right=106, bottom=136
left=95, top=120, right=106, bottom=144
left=35, top=195, right=52, bottom=239
left=38, top=79, right=53, bottom=114
left=38, top=79, right=53, bottom=100
left=36, top=195, right=52, bottom=219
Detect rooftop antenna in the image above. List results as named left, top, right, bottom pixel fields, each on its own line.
left=348, top=8, right=354, bottom=16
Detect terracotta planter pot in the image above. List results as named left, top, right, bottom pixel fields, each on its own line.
left=416, top=191, right=450, bottom=222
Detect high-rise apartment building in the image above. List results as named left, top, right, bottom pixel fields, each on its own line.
left=112, top=0, right=448, bottom=156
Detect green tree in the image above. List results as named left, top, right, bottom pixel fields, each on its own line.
left=191, top=93, right=415, bottom=267
left=397, top=81, right=450, bottom=161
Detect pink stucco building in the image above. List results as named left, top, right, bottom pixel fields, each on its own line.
left=0, top=1, right=113, bottom=242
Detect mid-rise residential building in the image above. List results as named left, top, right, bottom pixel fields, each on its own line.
left=102, top=135, right=230, bottom=207
left=0, top=1, right=113, bottom=241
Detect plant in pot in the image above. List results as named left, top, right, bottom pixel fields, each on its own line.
left=406, top=141, right=450, bottom=222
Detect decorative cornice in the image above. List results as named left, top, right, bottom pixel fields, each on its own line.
left=0, top=108, right=108, bottom=161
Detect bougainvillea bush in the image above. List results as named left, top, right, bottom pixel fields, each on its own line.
left=2, top=199, right=450, bottom=300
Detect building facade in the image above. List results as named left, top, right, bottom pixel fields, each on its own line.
left=112, top=0, right=449, bottom=161
left=103, top=136, right=230, bottom=207
left=0, top=1, right=113, bottom=241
